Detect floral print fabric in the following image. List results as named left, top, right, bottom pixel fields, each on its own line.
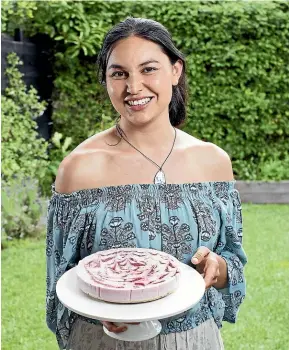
left=46, top=181, right=247, bottom=349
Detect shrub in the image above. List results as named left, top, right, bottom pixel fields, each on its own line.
left=1, top=0, right=38, bottom=33
left=258, top=154, right=289, bottom=181
left=1, top=52, right=49, bottom=183
left=1, top=52, right=49, bottom=241
left=51, top=63, right=115, bottom=147
left=1, top=178, right=47, bottom=240
left=40, top=132, right=73, bottom=196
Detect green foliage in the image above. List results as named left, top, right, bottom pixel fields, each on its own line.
left=40, top=132, right=73, bottom=196
left=51, top=62, right=116, bottom=148
left=1, top=178, right=47, bottom=240
left=1, top=53, right=49, bottom=182
left=1, top=0, right=37, bottom=33
left=49, top=132, right=73, bottom=176
left=1, top=53, right=49, bottom=241
left=26, top=1, right=115, bottom=59
left=3, top=1, right=289, bottom=180
left=258, top=154, right=289, bottom=181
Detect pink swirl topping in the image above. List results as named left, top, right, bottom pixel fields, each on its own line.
left=84, top=249, right=180, bottom=289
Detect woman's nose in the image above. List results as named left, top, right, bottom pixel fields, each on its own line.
left=126, top=75, right=143, bottom=94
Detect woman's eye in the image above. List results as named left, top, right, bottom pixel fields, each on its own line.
left=143, top=67, right=157, bottom=73
left=110, top=67, right=157, bottom=78
left=111, top=71, right=126, bottom=78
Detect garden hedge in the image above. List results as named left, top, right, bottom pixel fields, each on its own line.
left=2, top=0, right=289, bottom=182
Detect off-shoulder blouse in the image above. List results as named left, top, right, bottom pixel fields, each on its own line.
left=46, top=181, right=247, bottom=349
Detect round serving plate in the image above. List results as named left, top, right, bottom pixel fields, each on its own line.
left=56, top=262, right=205, bottom=341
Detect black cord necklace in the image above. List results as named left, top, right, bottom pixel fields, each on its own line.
left=115, top=124, right=177, bottom=185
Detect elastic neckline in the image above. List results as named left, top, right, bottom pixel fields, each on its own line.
left=51, top=180, right=236, bottom=199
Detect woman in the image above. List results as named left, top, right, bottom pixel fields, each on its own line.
left=46, top=17, right=247, bottom=350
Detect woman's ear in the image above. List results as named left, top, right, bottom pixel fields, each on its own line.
left=172, top=59, right=183, bottom=86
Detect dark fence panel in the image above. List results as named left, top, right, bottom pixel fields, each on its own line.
left=1, top=33, right=54, bottom=141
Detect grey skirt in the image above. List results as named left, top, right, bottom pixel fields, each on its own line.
left=66, top=318, right=224, bottom=350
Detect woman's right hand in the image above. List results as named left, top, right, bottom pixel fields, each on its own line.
left=101, top=321, right=140, bottom=333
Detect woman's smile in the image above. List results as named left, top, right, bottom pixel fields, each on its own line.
left=125, top=97, right=154, bottom=111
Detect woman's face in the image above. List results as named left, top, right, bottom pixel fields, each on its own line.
left=106, top=36, right=183, bottom=126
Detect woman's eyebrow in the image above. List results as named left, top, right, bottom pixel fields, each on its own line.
left=139, top=59, right=160, bottom=67
left=108, top=59, right=160, bottom=70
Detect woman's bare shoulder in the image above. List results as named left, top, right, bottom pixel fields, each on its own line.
left=178, top=130, right=234, bottom=181
left=55, top=128, right=118, bottom=194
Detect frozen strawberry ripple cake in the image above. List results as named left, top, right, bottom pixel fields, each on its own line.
left=76, top=248, right=181, bottom=303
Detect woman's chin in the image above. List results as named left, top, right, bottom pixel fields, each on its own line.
left=122, top=111, right=156, bottom=126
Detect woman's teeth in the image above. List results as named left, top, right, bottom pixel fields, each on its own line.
left=127, top=97, right=152, bottom=106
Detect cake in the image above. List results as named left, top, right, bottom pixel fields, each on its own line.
left=76, top=248, right=181, bottom=303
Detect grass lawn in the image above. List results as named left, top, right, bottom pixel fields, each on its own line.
left=2, top=204, right=289, bottom=350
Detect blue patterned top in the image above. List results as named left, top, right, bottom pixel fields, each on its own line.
left=46, top=181, right=247, bottom=349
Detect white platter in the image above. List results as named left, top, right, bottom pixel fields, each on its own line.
left=56, top=262, right=205, bottom=341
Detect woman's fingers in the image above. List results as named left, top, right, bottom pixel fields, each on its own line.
left=204, top=262, right=220, bottom=289
left=126, top=322, right=140, bottom=324
left=191, top=246, right=210, bottom=265
left=102, top=321, right=128, bottom=333
left=204, top=267, right=217, bottom=289
left=191, top=248, right=220, bottom=289
left=102, top=321, right=140, bottom=333
left=191, top=248, right=222, bottom=289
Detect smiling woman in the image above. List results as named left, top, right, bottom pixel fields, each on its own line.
left=103, top=36, right=183, bottom=127
left=97, top=20, right=187, bottom=128
left=46, top=17, right=247, bottom=350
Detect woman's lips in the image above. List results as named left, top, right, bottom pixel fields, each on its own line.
left=125, top=97, right=154, bottom=111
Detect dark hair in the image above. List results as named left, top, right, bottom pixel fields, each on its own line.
left=97, top=17, right=187, bottom=127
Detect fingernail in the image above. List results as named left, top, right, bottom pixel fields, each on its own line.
left=192, top=257, right=198, bottom=263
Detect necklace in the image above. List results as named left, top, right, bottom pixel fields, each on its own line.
left=115, top=124, right=177, bottom=185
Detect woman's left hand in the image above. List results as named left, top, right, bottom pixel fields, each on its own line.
left=191, top=246, right=220, bottom=289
